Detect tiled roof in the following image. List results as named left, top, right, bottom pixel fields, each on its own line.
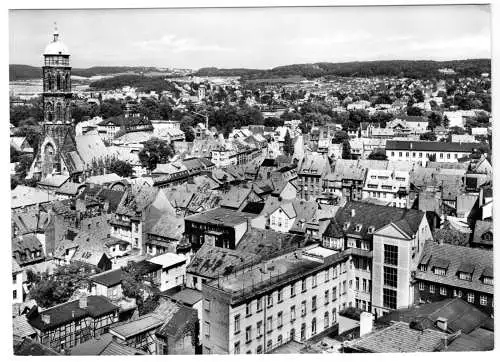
left=14, top=337, right=60, bottom=356
left=162, top=287, right=203, bottom=306
left=219, top=186, right=254, bottom=209
left=29, top=296, right=118, bottom=331
left=415, top=241, right=493, bottom=295
left=184, top=207, right=255, bottom=227
left=156, top=303, right=197, bottom=338
left=236, top=228, right=306, bottom=257
left=90, top=269, right=123, bottom=287
left=110, top=314, right=164, bottom=339
left=472, top=220, right=492, bottom=246
left=147, top=213, right=184, bottom=241
left=13, top=314, right=37, bottom=338
left=187, top=243, right=260, bottom=279
left=70, top=333, right=146, bottom=355
left=346, top=321, right=448, bottom=352
left=378, top=298, right=492, bottom=334
left=325, top=201, right=424, bottom=239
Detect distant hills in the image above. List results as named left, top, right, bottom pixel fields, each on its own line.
left=10, top=59, right=490, bottom=82
left=196, top=59, right=491, bottom=80
left=9, top=65, right=161, bottom=81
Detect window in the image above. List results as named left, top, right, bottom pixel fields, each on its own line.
left=204, top=322, right=211, bottom=339
left=277, top=335, right=283, bottom=346
left=267, top=340, right=272, bottom=351
left=457, top=290, right=463, bottom=298
left=246, top=326, right=252, bottom=343
left=312, top=296, right=317, bottom=311
left=278, top=312, right=283, bottom=328
left=355, top=277, right=360, bottom=290
left=480, top=295, right=487, bottom=306
left=332, top=308, right=337, bottom=323
left=301, top=301, right=306, bottom=316
left=384, top=244, right=398, bottom=266
left=234, top=341, right=240, bottom=354
left=256, top=345, right=263, bottom=354
left=234, top=314, right=241, bottom=334
left=391, top=152, right=395, bottom=156
left=267, top=316, right=273, bottom=332
left=439, top=153, right=443, bottom=159
left=204, top=299, right=211, bottom=311
left=325, top=269, right=330, bottom=282
left=246, top=302, right=252, bottom=316
left=257, top=321, right=263, bottom=338
left=324, top=312, right=330, bottom=329
left=440, top=287, right=447, bottom=296
left=332, top=286, right=337, bottom=301
left=290, top=283, right=296, bottom=297
left=312, top=274, right=317, bottom=288
left=278, top=289, right=283, bottom=303
left=13, top=290, right=17, bottom=299
left=383, top=266, right=398, bottom=288
left=468, top=293, right=475, bottom=303
left=429, top=284, right=435, bottom=294
left=483, top=277, right=493, bottom=286
left=383, top=288, right=397, bottom=309
left=268, top=293, right=273, bottom=307
left=362, top=279, right=367, bottom=292
left=342, top=281, right=347, bottom=295
left=302, top=279, right=307, bottom=293
left=290, top=306, right=296, bottom=321
left=418, top=282, right=425, bottom=291
left=300, top=323, right=306, bottom=341
left=433, top=267, right=447, bottom=276
left=419, top=152, right=422, bottom=158
left=458, top=272, right=472, bottom=281
left=324, top=290, right=329, bottom=305
left=257, top=297, right=263, bottom=312
left=399, top=152, right=402, bottom=157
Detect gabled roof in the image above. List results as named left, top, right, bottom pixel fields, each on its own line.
left=90, top=269, right=123, bottom=287
left=472, top=220, right=492, bottom=247
left=415, top=241, right=493, bottom=295
left=155, top=303, right=197, bottom=338
left=110, top=314, right=163, bottom=339
left=236, top=228, right=306, bottom=257
left=324, top=201, right=425, bottom=240
left=28, top=296, right=118, bottom=332
left=70, top=333, right=146, bottom=355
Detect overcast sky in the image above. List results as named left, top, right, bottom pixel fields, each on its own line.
left=9, top=5, right=491, bottom=69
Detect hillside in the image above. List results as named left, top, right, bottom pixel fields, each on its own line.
left=197, top=59, right=491, bottom=80
left=9, top=64, right=160, bottom=81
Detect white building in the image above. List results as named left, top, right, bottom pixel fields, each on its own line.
left=362, top=169, right=410, bottom=208
left=149, top=253, right=187, bottom=292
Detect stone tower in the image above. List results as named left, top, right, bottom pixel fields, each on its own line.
left=30, top=24, right=78, bottom=179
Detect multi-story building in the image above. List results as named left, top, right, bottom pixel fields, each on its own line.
left=362, top=168, right=410, bottom=208
left=385, top=140, right=481, bottom=167
left=414, top=241, right=493, bottom=316
left=297, top=153, right=330, bottom=201
left=27, top=295, right=119, bottom=351
left=12, top=259, right=24, bottom=305
left=322, top=160, right=368, bottom=201
left=201, top=245, right=350, bottom=354
left=322, top=201, right=432, bottom=318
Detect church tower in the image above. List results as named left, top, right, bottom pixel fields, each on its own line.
left=29, top=24, right=78, bottom=180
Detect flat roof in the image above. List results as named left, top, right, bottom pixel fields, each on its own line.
left=109, top=315, right=164, bottom=339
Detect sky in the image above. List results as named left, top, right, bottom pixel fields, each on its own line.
left=9, top=5, right=491, bottom=70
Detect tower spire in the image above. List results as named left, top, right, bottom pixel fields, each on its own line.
left=53, top=22, right=59, bottom=42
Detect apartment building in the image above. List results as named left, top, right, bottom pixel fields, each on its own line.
left=297, top=153, right=330, bottom=201
left=322, top=201, right=432, bottom=318
left=385, top=140, right=480, bottom=167
left=414, top=241, right=493, bottom=316
left=362, top=168, right=410, bottom=208
left=201, top=246, right=351, bottom=354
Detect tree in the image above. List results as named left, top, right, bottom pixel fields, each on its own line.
left=138, top=138, right=174, bottom=171
left=414, top=89, right=425, bottom=103
left=28, top=264, right=96, bottom=308
left=368, top=150, right=387, bottom=160
left=99, top=99, right=123, bottom=118
left=108, top=159, right=134, bottom=177
left=427, top=112, right=443, bottom=130
left=406, top=106, right=423, bottom=116
left=14, top=154, right=33, bottom=181
left=333, top=131, right=351, bottom=159
left=420, top=132, right=437, bottom=141
left=122, top=261, right=161, bottom=316
left=283, top=130, right=294, bottom=156
left=433, top=220, right=469, bottom=246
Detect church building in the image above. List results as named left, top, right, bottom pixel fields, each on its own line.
left=28, top=25, right=111, bottom=183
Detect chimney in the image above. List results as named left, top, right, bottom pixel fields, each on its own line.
left=351, top=209, right=356, bottom=217
left=360, top=312, right=374, bottom=337
left=436, top=317, right=448, bottom=332
left=41, top=314, right=51, bottom=325
left=79, top=295, right=88, bottom=309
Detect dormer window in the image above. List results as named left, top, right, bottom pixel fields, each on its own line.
left=433, top=267, right=447, bottom=276
left=355, top=224, right=362, bottom=232
left=343, top=222, right=350, bottom=231
left=367, top=226, right=375, bottom=234
left=457, top=263, right=475, bottom=281
left=482, top=232, right=493, bottom=241
left=432, top=258, right=449, bottom=276
left=481, top=267, right=493, bottom=285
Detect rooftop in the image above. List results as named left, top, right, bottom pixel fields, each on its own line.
left=110, top=314, right=164, bottom=339
left=184, top=207, right=255, bottom=227
left=90, top=269, right=123, bottom=287
left=386, top=140, right=482, bottom=153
